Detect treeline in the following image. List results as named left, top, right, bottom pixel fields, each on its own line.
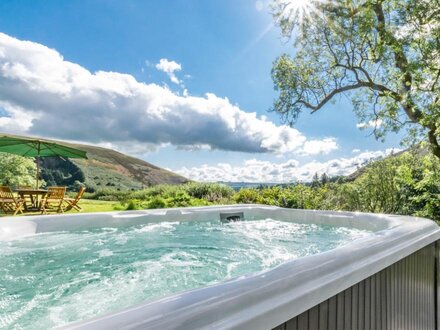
left=83, top=150, right=439, bottom=221
left=235, top=151, right=439, bottom=220
left=1, top=149, right=438, bottom=221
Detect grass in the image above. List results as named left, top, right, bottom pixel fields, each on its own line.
left=73, top=199, right=121, bottom=213
left=0, top=199, right=121, bottom=217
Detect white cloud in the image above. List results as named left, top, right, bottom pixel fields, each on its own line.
left=356, top=119, right=383, bottom=129
left=155, top=58, right=182, bottom=85
left=175, top=148, right=401, bottom=183
left=0, top=33, right=336, bottom=156
left=299, top=138, right=338, bottom=155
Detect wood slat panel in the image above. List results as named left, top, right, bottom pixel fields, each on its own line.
left=380, top=270, right=387, bottom=330
left=297, top=312, right=308, bottom=329
left=365, top=276, right=371, bottom=330
left=351, top=283, right=359, bottom=330
left=375, top=272, right=381, bottom=330
left=327, top=296, right=337, bottom=330
left=273, top=242, right=438, bottom=330
left=285, top=316, right=297, bottom=330
left=336, top=292, right=344, bottom=330
left=343, top=288, right=351, bottom=330
left=318, top=300, right=328, bottom=330
left=308, top=305, right=319, bottom=330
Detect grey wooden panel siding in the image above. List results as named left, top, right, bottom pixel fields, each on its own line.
left=273, top=242, right=439, bottom=330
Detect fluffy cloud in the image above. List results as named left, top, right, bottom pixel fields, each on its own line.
left=155, top=58, right=182, bottom=85
left=0, top=33, right=336, bottom=156
left=175, top=148, right=401, bottom=183
left=299, top=138, right=338, bottom=155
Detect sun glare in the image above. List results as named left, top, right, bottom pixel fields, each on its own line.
left=277, top=0, right=324, bottom=26
left=290, top=0, right=311, bottom=10
left=281, top=0, right=313, bottom=16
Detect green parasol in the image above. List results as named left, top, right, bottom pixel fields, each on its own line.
left=0, top=135, right=87, bottom=188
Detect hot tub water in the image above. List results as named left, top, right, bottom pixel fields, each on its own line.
left=0, top=218, right=371, bottom=329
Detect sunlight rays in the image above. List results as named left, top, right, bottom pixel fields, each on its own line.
left=275, top=0, right=327, bottom=27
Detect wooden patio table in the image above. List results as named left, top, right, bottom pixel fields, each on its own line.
left=15, top=188, right=48, bottom=212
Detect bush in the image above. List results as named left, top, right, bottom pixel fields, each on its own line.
left=233, top=188, right=260, bottom=204
left=146, top=197, right=167, bottom=209
left=125, top=199, right=142, bottom=210
left=185, top=182, right=234, bottom=201
left=88, top=183, right=235, bottom=208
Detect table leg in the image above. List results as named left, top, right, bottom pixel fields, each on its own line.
left=19, top=193, right=28, bottom=211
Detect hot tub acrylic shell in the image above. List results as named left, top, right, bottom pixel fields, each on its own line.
left=0, top=205, right=439, bottom=330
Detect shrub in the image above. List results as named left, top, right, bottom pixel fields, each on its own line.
left=146, top=197, right=166, bottom=209
left=233, top=188, right=260, bottom=204
left=185, top=182, right=234, bottom=200
left=125, top=199, right=142, bottom=210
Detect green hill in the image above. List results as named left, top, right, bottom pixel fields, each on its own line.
left=35, top=141, right=188, bottom=191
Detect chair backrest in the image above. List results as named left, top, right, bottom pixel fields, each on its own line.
left=46, top=186, right=66, bottom=200
left=0, top=186, right=15, bottom=200
left=73, top=186, right=86, bottom=202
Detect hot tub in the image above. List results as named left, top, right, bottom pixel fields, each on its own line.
left=0, top=205, right=439, bottom=330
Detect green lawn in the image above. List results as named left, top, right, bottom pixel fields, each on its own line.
left=0, top=199, right=121, bottom=217
left=74, top=199, right=121, bottom=213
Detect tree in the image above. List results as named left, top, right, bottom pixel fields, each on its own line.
left=271, top=0, right=440, bottom=158
left=0, top=154, right=36, bottom=187
left=320, top=173, right=329, bottom=185
left=311, top=172, right=320, bottom=187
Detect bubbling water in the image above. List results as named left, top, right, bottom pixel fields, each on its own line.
left=0, top=219, right=371, bottom=329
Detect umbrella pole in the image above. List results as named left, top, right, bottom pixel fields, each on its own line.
left=36, top=157, right=39, bottom=189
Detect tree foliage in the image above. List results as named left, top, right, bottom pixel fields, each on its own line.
left=348, top=151, right=439, bottom=219
left=40, top=157, right=85, bottom=190
left=271, top=0, right=440, bottom=158
left=230, top=148, right=438, bottom=220
left=0, top=153, right=36, bottom=187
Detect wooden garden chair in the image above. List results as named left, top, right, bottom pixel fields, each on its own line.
left=64, top=186, right=86, bottom=212
left=17, top=185, right=34, bottom=209
left=40, top=186, right=66, bottom=214
left=0, top=186, right=24, bottom=216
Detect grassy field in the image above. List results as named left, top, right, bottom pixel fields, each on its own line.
left=0, top=199, right=120, bottom=217
left=71, top=199, right=121, bottom=213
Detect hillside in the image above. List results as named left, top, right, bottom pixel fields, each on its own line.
left=42, top=143, right=188, bottom=191
left=30, top=139, right=189, bottom=191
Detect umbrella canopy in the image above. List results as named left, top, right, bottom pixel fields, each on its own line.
left=0, top=136, right=87, bottom=158
left=0, top=136, right=87, bottom=188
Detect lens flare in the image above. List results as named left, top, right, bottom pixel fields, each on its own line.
left=276, top=0, right=325, bottom=27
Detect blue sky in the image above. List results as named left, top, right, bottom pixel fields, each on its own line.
left=0, top=0, right=402, bottom=182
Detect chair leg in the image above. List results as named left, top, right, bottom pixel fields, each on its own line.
left=13, top=207, right=19, bottom=216
left=64, top=200, right=72, bottom=211
left=68, top=200, right=82, bottom=212
left=13, top=202, right=23, bottom=216
left=64, top=200, right=82, bottom=212
left=41, top=201, right=47, bottom=215
left=57, top=201, right=64, bottom=213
